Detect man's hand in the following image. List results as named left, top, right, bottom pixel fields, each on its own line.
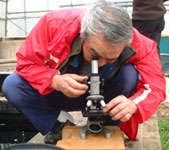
left=49, top=74, right=88, bottom=98
left=103, top=95, right=137, bottom=122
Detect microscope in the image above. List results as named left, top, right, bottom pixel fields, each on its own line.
left=57, top=58, right=126, bottom=150
left=80, top=58, right=111, bottom=139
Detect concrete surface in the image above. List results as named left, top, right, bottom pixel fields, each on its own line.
left=125, top=114, right=161, bottom=150
left=0, top=38, right=25, bottom=59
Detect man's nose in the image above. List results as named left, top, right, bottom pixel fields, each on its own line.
left=98, top=59, right=107, bottom=67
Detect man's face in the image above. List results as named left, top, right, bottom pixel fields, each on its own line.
left=82, top=35, right=126, bottom=67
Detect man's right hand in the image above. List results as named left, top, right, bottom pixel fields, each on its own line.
left=49, top=74, right=88, bottom=98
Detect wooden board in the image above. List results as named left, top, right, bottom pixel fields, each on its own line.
left=57, top=126, right=125, bottom=150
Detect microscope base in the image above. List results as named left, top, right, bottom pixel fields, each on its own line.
left=80, top=125, right=111, bottom=139
left=57, top=126, right=125, bottom=150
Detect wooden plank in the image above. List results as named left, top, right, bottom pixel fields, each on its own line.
left=57, top=126, right=125, bottom=150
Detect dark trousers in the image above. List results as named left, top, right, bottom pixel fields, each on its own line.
left=132, top=15, right=165, bottom=53
left=2, top=63, right=138, bottom=135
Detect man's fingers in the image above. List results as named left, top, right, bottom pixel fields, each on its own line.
left=102, top=95, right=137, bottom=122
left=68, top=77, right=88, bottom=90
left=70, top=74, right=88, bottom=83
left=120, top=113, right=131, bottom=122
left=110, top=108, right=129, bottom=121
left=103, top=96, right=122, bottom=112
left=65, top=86, right=87, bottom=98
left=108, top=103, right=126, bottom=117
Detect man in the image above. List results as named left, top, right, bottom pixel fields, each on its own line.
left=2, top=0, right=166, bottom=144
left=132, top=0, right=167, bottom=53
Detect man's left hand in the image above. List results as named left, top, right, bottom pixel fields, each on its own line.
left=103, top=95, right=137, bottom=122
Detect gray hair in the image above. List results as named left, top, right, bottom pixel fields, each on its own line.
left=80, top=0, right=133, bottom=45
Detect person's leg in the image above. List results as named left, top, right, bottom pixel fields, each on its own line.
left=99, top=63, right=138, bottom=125
left=150, top=15, right=165, bottom=49
left=45, top=89, right=88, bottom=112
left=2, top=73, right=87, bottom=135
left=132, top=19, right=157, bottom=41
left=132, top=16, right=165, bottom=53
left=2, top=73, right=60, bottom=135
left=103, top=63, right=138, bottom=100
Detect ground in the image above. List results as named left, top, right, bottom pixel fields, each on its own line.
left=157, top=102, right=169, bottom=120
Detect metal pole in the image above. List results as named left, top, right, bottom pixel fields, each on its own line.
left=23, top=0, right=27, bottom=36
left=47, top=0, right=49, bottom=12
left=5, top=0, right=8, bottom=37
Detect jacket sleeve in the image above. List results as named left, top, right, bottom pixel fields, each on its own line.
left=16, top=13, right=59, bottom=95
left=128, top=29, right=166, bottom=123
left=120, top=28, right=166, bottom=140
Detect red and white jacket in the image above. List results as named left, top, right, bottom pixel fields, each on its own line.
left=16, top=8, right=166, bottom=140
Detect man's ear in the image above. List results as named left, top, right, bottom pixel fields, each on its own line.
left=80, top=33, right=86, bottom=45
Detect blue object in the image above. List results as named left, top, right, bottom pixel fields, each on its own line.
left=160, top=37, right=169, bottom=68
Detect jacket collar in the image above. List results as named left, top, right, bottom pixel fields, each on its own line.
left=105, top=46, right=136, bottom=81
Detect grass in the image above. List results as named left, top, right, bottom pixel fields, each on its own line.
left=158, top=118, right=169, bottom=150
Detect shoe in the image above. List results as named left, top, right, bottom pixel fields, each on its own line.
left=44, top=111, right=75, bottom=145
left=44, top=121, right=75, bottom=145
left=44, top=122, right=65, bottom=145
